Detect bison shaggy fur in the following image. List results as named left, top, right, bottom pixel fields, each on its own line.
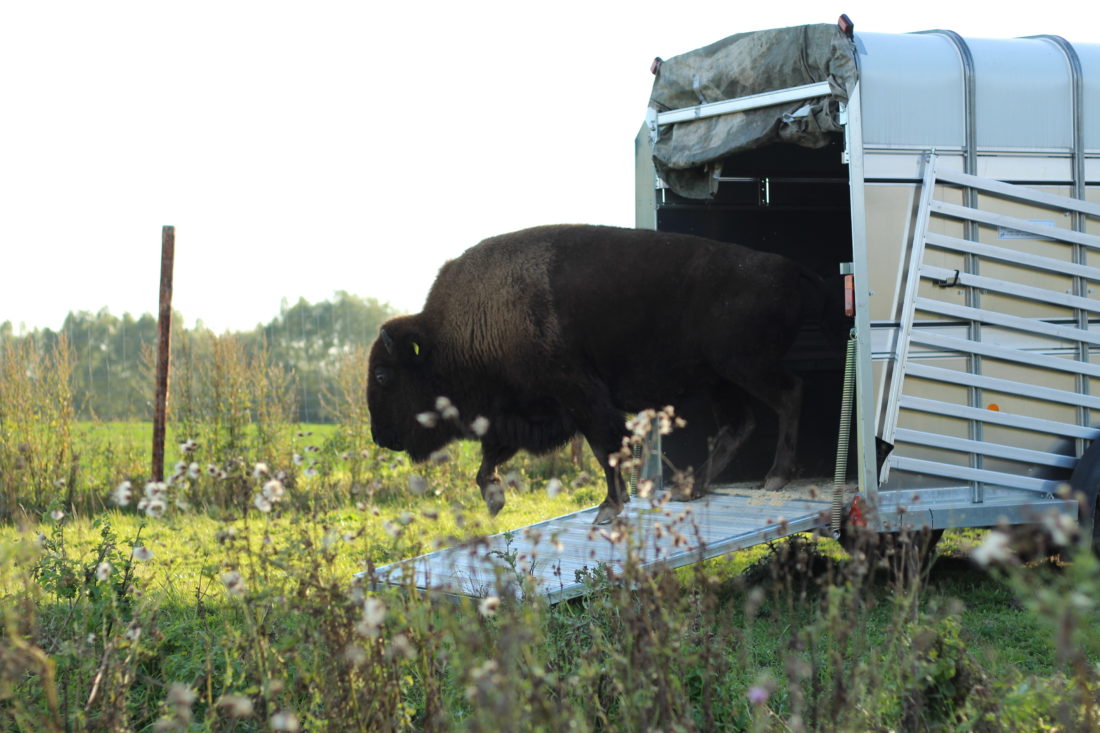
left=368, top=224, right=833, bottom=524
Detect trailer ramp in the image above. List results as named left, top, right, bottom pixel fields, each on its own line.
left=373, top=486, right=830, bottom=603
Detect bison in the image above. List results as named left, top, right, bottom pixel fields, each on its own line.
left=368, top=224, right=837, bottom=524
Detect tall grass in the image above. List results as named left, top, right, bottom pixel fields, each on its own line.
left=2, top=502, right=1098, bottom=731
left=0, top=338, right=75, bottom=517
left=169, top=335, right=297, bottom=473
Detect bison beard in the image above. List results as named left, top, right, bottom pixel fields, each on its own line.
left=367, top=224, right=832, bottom=524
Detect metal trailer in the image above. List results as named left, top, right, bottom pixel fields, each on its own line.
left=374, top=21, right=1100, bottom=600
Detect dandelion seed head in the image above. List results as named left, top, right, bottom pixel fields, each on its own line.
left=167, top=683, right=196, bottom=708
left=546, top=477, right=562, bottom=497
left=1042, top=510, right=1078, bottom=547
left=292, top=453, right=304, bottom=466
left=95, top=561, right=112, bottom=581
left=217, top=694, right=253, bottom=718
left=144, top=498, right=167, bottom=518
left=270, top=711, right=299, bottom=732
left=343, top=644, right=368, bottom=666
left=221, top=570, right=246, bottom=596
left=360, top=597, right=386, bottom=635
left=254, top=495, right=273, bottom=513
left=133, top=545, right=153, bottom=561
left=261, top=479, right=285, bottom=502
left=389, top=633, right=415, bottom=660
left=470, top=659, right=499, bottom=681
left=145, top=481, right=167, bottom=499
left=416, top=411, right=439, bottom=428
left=408, top=474, right=428, bottom=496
left=50, top=509, right=65, bottom=522
left=253, top=462, right=269, bottom=478
left=435, top=396, right=452, bottom=412
left=972, top=530, right=1012, bottom=566
left=478, top=595, right=500, bottom=617
left=471, top=416, right=490, bottom=437
left=112, top=480, right=133, bottom=507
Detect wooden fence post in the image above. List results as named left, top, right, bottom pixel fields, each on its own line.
left=152, top=225, right=175, bottom=482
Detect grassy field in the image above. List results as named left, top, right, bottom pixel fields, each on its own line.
left=2, top=418, right=1100, bottom=731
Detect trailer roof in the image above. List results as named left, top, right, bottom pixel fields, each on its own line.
left=649, top=23, right=857, bottom=198
left=649, top=24, right=1100, bottom=197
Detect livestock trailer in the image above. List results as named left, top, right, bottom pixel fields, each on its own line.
left=638, top=18, right=1100, bottom=542
left=374, top=19, right=1100, bottom=600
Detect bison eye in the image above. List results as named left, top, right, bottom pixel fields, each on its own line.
left=374, top=368, right=394, bottom=388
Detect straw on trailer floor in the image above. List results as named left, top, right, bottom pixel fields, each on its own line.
left=372, top=482, right=834, bottom=603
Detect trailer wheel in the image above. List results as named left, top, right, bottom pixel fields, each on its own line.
left=1068, top=440, right=1100, bottom=555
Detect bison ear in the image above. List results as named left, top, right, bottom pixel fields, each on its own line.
left=379, top=318, right=430, bottom=366
left=396, top=330, right=429, bottom=366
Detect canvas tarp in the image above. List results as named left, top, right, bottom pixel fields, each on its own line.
left=649, top=24, right=858, bottom=198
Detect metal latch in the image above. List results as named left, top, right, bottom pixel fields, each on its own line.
left=933, top=270, right=961, bottom=288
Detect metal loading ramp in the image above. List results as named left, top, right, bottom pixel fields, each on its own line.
left=372, top=485, right=831, bottom=603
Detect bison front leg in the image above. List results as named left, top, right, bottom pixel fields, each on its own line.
left=736, top=368, right=802, bottom=492
left=476, top=441, right=518, bottom=516
left=692, top=394, right=756, bottom=498
left=590, top=443, right=630, bottom=525
left=562, top=381, right=629, bottom=524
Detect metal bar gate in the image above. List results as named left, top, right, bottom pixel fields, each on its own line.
left=880, top=154, right=1100, bottom=501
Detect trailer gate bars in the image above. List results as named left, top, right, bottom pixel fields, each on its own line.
left=880, top=154, right=1100, bottom=506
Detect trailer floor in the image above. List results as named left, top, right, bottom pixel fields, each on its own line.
left=372, top=481, right=834, bottom=603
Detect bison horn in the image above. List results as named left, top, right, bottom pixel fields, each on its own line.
left=380, top=328, right=396, bottom=355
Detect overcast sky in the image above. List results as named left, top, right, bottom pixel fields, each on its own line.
left=1, top=1, right=1096, bottom=333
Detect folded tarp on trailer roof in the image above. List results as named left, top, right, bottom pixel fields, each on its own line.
left=649, top=23, right=857, bottom=198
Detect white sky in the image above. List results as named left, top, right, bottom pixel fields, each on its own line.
left=1, top=1, right=1096, bottom=333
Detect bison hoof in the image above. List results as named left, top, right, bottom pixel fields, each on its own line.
left=763, top=474, right=790, bottom=492
left=593, top=502, right=623, bottom=525
left=484, top=484, right=505, bottom=516
left=667, top=484, right=694, bottom=502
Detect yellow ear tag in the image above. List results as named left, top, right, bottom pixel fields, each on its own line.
left=412, top=342, right=420, bottom=356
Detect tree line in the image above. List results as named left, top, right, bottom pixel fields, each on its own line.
left=0, top=291, right=398, bottom=423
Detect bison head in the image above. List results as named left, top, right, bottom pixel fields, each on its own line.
left=367, top=316, right=456, bottom=462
